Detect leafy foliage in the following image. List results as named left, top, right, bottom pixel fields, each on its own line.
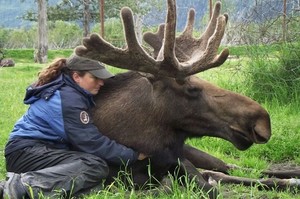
left=0, top=49, right=3, bottom=61
left=23, top=0, right=100, bottom=22
left=242, top=42, right=300, bottom=104
left=91, top=18, right=125, bottom=48
left=48, top=20, right=83, bottom=49
left=104, top=0, right=164, bottom=18
left=0, top=21, right=83, bottom=49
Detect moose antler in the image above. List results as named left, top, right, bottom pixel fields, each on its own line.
left=75, top=0, right=229, bottom=79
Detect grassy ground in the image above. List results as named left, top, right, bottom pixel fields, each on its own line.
left=0, top=49, right=300, bottom=198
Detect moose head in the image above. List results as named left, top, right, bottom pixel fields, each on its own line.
left=76, top=0, right=271, bottom=151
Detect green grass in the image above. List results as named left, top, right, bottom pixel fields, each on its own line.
left=0, top=62, right=44, bottom=179
left=1, top=49, right=300, bottom=198
left=4, top=49, right=74, bottom=62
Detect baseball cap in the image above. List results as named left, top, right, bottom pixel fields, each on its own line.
left=66, top=54, right=114, bottom=79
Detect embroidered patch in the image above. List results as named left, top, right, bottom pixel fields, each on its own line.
left=80, top=111, right=90, bottom=124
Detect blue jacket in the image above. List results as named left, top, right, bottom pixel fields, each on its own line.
left=5, top=74, right=138, bottom=165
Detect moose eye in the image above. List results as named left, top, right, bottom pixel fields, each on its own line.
left=185, top=87, right=201, bottom=98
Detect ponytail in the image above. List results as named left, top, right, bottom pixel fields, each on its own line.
left=36, top=58, right=68, bottom=86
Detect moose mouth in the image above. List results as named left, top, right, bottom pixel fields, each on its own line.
left=229, top=126, right=254, bottom=151
left=228, top=122, right=271, bottom=151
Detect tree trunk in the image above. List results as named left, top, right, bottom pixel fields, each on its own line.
left=99, top=0, right=105, bottom=38
left=35, top=0, right=48, bottom=63
left=282, top=0, right=287, bottom=42
left=83, top=0, right=91, bottom=37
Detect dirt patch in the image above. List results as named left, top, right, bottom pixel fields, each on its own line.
left=266, top=162, right=300, bottom=171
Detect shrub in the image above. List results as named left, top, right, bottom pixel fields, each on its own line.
left=6, top=28, right=35, bottom=48
left=48, top=20, right=83, bottom=49
left=92, top=18, right=125, bottom=48
left=0, top=28, right=10, bottom=49
left=243, top=42, right=300, bottom=104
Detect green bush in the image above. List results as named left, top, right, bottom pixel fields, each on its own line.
left=0, top=21, right=83, bottom=49
left=243, top=42, right=300, bottom=104
left=277, top=42, right=300, bottom=89
left=5, top=28, right=35, bottom=48
left=48, top=20, right=83, bottom=49
left=0, top=28, right=10, bottom=49
left=92, top=18, right=125, bottom=48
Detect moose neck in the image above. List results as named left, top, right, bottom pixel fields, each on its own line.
left=92, top=71, right=183, bottom=154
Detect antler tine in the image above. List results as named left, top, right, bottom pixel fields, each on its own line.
left=76, top=7, right=159, bottom=74
left=143, top=24, right=165, bottom=59
left=186, top=15, right=229, bottom=75
left=155, top=0, right=188, bottom=77
left=144, top=7, right=196, bottom=64
left=198, top=2, right=222, bottom=49
left=174, top=8, right=196, bottom=62
left=76, top=33, right=122, bottom=61
left=121, top=8, right=144, bottom=51
left=160, top=0, right=177, bottom=62
left=177, top=3, right=229, bottom=76
left=181, top=8, right=195, bottom=37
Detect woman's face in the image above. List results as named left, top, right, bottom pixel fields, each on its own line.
left=73, top=72, right=104, bottom=95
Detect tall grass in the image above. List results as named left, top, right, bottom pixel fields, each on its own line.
left=0, top=62, right=44, bottom=178
left=0, top=48, right=300, bottom=198
left=240, top=42, right=300, bottom=104
left=236, top=42, right=300, bottom=164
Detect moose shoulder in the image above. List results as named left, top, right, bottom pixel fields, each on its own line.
left=76, top=0, right=271, bottom=198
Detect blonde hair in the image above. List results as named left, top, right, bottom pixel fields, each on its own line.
left=35, top=58, right=68, bottom=86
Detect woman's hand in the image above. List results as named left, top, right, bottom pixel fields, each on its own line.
left=137, top=153, right=149, bottom=160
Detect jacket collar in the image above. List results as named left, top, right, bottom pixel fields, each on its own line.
left=24, top=74, right=96, bottom=107
left=63, top=74, right=96, bottom=107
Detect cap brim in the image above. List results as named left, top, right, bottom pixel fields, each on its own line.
left=89, top=68, right=115, bottom=79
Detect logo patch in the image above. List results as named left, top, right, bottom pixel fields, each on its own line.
left=80, top=111, right=90, bottom=124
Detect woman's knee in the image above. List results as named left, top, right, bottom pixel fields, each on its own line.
left=79, top=154, right=110, bottom=179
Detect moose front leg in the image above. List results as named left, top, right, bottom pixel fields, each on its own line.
left=262, top=169, right=300, bottom=179
left=175, top=158, right=218, bottom=199
left=183, top=144, right=229, bottom=173
left=202, top=170, right=300, bottom=191
left=183, top=145, right=300, bottom=191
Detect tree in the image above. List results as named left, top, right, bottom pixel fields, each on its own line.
left=21, top=0, right=48, bottom=63
left=103, top=0, right=164, bottom=43
left=23, top=0, right=99, bottom=37
left=22, top=0, right=164, bottom=42
left=282, top=0, right=287, bottom=42
left=47, top=0, right=99, bottom=36
left=35, top=0, right=48, bottom=63
left=83, top=0, right=91, bottom=36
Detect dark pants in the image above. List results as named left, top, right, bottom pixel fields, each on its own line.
left=5, top=145, right=109, bottom=198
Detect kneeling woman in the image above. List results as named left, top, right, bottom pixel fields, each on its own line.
left=2, top=54, right=147, bottom=198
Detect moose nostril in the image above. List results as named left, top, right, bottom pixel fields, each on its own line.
left=252, top=125, right=271, bottom=144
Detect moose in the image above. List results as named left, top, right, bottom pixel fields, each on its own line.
left=74, top=0, right=299, bottom=198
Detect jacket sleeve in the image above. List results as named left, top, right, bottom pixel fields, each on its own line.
left=66, top=121, right=139, bottom=165
left=60, top=91, right=139, bottom=165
